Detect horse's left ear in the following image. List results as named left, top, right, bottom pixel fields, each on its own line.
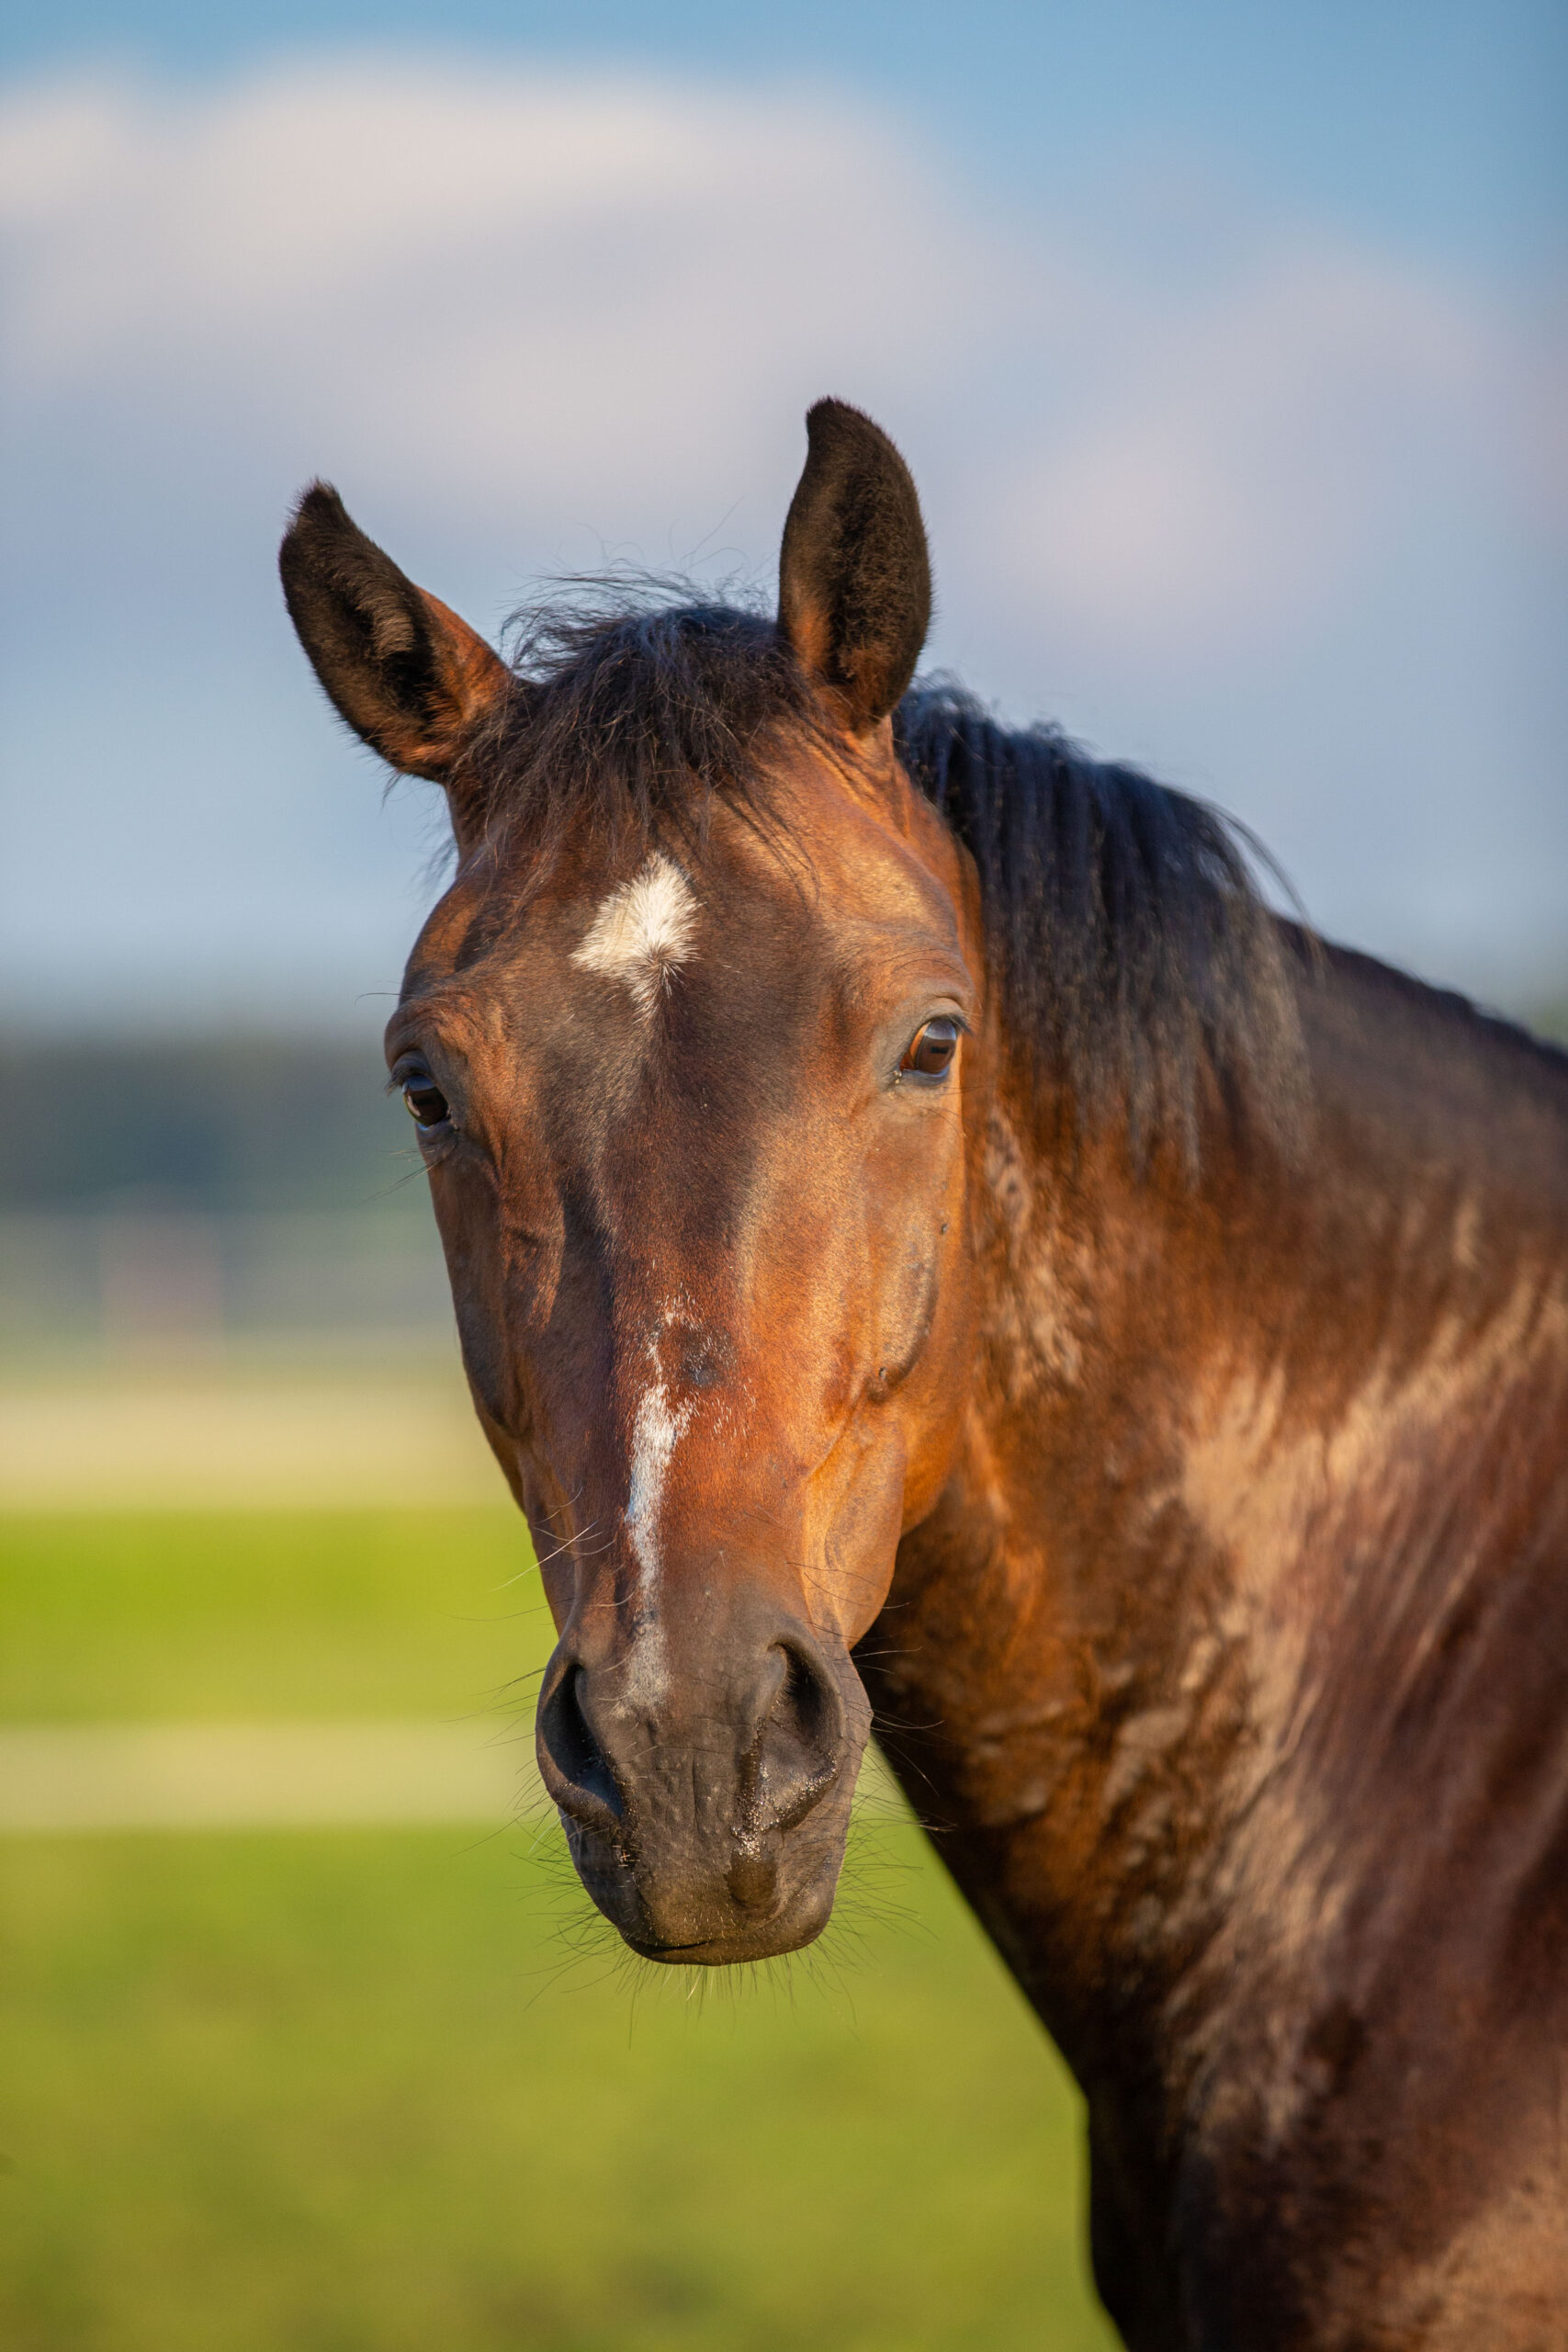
left=778, top=400, right=932, bottom=735
left=279, top=482, right=515, bottom=839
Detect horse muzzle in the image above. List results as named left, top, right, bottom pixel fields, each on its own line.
left=535, top=1605, right=869, bottom=1963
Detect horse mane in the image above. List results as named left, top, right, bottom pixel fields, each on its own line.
left=894, top=680, right=1306, bottom=1164
left=481, top=589, right=1306, bottom=1165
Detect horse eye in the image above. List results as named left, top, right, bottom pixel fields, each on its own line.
left=402, top=1078, right=450, bottom=1128
left=899, top=1017, right=960, bottom=1079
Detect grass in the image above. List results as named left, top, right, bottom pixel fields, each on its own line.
left=0, top=1510, right=1119, bottom=2350
left=0, top=1509, right=545, bottom=1724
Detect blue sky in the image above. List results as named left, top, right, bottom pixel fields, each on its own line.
left=2, top=2, right=1562, bottom=1029
left=7, top=0, right=1562, bottom=271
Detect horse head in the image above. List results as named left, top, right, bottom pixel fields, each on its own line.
left=281, top=404, right=988, bottom=1962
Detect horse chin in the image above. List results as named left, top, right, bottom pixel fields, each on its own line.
left=623, top=1905, right=834, bottom=1969
left=561, top=1815, right=849, bottom=1968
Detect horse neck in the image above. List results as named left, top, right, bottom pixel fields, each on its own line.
left=874, top=964, right=1568, bottom=2075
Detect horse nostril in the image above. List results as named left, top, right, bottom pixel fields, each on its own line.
left=536, top=1662, right=625, bottom=1838
left=750, top=1639, right=845, bottom=1836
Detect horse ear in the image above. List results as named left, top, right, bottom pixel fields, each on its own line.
left=279, top=483, right=515, bottom=839
left=777, top=400, right=931, bottom=735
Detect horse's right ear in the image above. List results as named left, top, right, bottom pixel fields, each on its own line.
left=279, top=483, right=515, bottom=841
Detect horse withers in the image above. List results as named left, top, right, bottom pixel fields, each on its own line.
left=280, top=402, right=1568, bottom=2349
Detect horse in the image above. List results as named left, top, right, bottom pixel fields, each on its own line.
left=279, top=401, right=1568, bottom=2349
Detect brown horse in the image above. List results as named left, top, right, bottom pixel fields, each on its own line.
left=280, top=402, right=1568, bottom=2350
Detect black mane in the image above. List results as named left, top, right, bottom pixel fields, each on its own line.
left=895, top=681, right=1305, bottom=1162
left=482, top=593, right=1304, bottom=1162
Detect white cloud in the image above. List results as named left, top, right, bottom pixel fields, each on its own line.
left=987, top=242, right=1493, bottom=646
left=0, top=54, right=1561, bottom=1018
left=0, top=61, right=995, bottom=536
left=1, top=57, right=1532, bottom=636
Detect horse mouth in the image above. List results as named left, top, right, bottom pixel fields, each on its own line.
left=563, top=1812, right=847, bottom=1967
left=622, top=1908, right=833, bottom=1968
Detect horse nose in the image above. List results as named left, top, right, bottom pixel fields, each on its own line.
left=535, top=1624, right=847, bottom=1852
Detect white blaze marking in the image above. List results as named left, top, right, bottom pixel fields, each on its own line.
left=625, top=1374, right=693, bottom=1594
left=571, top=854, right=699, bottom=1016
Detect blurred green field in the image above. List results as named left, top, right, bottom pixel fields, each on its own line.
left=0, top=1510, right=540, bottom=1724
left=0, top=1510, right=1117, bottom=2351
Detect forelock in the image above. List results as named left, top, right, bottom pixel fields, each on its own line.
left=471, top=588, right=822, bottom=876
